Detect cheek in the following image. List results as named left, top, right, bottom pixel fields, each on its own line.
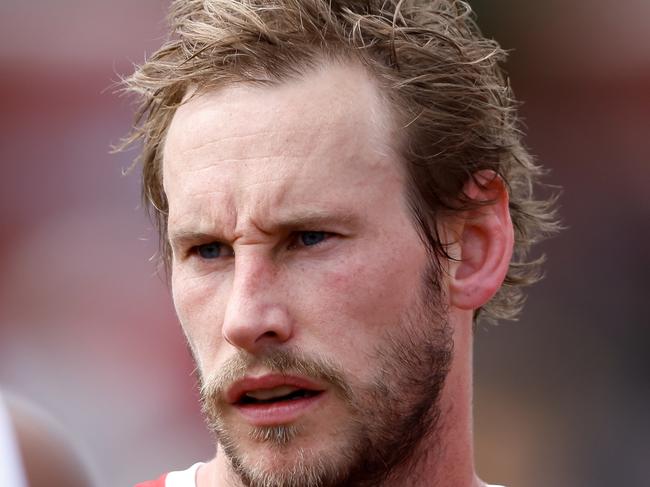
left=171, top=270, right=230, bottom=366
left=295, top=240, right=428, bottom=351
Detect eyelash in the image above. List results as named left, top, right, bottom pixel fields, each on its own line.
left=288, top=231, right=330, bottom=249
left=189, top=231, right=333, bottom=259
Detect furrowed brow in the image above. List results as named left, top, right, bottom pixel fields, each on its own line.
left=168, top=210, right=359, bottom=248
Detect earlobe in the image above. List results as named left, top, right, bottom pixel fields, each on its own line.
left=449, top=171, right=514, bottom=311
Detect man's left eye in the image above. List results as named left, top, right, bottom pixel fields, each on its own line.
left=298, top=231, right=327, bottom=247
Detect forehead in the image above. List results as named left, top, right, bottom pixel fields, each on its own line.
left=162, top=60, right=404, bottom=236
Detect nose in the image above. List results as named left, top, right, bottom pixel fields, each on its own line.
left=222, top=254, right=293, bottom=353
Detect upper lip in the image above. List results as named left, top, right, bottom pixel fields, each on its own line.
left=226, top=374, right=325, bottom=404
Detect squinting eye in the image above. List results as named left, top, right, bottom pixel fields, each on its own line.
left=299, top=231, right=327, bottom=246
left=196, top=243, right=223, bottom=259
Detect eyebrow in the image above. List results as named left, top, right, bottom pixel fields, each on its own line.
left=270, top=209, right=359, bottom=230
left=168, top=209, right=359, bottom=246
left=168, top=231, right=222, bottom=248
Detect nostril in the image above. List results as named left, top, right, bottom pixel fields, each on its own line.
left=259, top=330, right=279, bottom=340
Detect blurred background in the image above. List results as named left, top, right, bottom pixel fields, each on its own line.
left=0, top=1, right=647, bottom=486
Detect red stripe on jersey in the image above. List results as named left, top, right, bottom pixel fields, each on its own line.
left=134, top=472, right=167, bottom=487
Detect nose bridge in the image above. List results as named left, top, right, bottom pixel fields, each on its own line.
left=233, top=251, right=272, bottom=299
left=222, top=250, right=292, bottom=351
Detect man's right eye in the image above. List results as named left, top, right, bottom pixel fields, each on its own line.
left=195, top=242, right=223, bottom=259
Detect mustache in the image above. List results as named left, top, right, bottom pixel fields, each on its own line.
left=199, top=349, right=353, bottom=404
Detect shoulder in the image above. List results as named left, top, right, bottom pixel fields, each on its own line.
left=135, top=462, right=204, bottom=487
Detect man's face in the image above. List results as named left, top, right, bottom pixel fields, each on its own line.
left=163, top=62, right=453, bottom=486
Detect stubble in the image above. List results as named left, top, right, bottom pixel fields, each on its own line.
left=199, top=268, right=453, bottom=487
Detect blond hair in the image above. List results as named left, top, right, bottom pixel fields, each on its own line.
left=120, top=0, right=559, bottom=322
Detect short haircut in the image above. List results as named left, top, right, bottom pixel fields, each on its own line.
left=120, top=0, right=559, bottom=322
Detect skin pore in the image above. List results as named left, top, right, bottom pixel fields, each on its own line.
left=162, top=59, right=513, bottom=487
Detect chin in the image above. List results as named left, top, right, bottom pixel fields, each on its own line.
left=219, top=422, right=354, bottom=487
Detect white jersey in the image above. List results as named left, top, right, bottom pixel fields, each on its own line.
left=164, top=462, right=203, bottom=487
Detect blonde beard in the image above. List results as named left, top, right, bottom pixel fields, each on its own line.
left=198, top=269, right=452, bottom=487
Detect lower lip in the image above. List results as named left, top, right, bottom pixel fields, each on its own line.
left=234, top=392, right=326, bottom=426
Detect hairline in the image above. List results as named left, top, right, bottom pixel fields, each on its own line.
left=157, top=52, right=434, bottom=268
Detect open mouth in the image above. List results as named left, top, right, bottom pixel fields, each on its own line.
left=226, top=375, right=327, bottom=424
left=238, top=386, right=323, bottom=406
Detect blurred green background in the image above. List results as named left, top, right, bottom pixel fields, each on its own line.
left=0, top=1, right=648, bottom=486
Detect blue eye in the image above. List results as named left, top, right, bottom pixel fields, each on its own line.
left=197, top=243, right=222, bottom=259
left=299, top=231, right=326, bottom=246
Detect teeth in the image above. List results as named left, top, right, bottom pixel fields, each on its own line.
left=245, top=386, right=300, bottom=401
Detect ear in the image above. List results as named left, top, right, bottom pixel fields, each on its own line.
left=449, top=170, right=514, bottom=311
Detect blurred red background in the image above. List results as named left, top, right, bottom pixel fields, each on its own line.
left=0, top=1, right=648, bottom=486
